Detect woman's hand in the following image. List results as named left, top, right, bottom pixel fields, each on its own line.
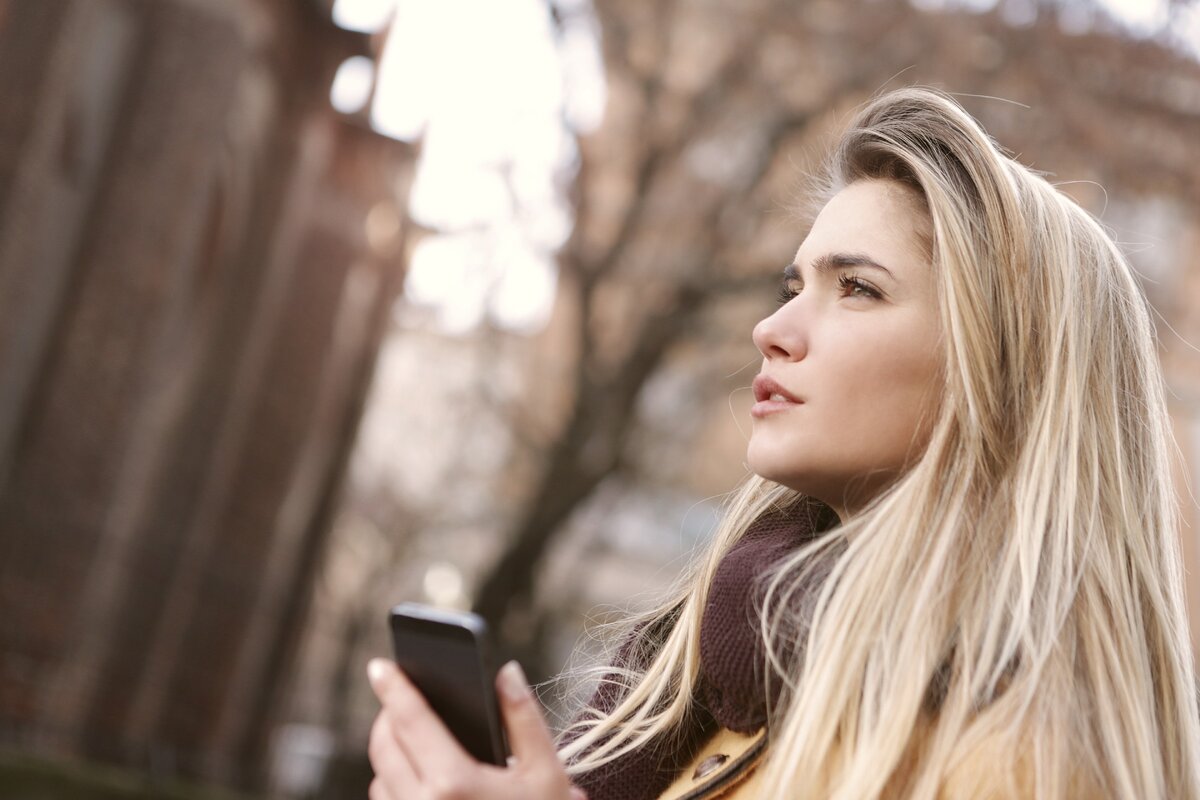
left=366, top=658, right=587, bottom=800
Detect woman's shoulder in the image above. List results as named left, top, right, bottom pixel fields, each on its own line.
left=888, top=712, right=1105, bottom=799
left=648, top=715, right=1106, bottom=799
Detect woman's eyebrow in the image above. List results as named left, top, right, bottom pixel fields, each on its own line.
left=787, top=252, right=896, bottom=280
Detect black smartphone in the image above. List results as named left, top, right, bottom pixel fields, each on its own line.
left=388, top=602, right=509, bottom=766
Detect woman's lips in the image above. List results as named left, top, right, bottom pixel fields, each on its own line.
left=751, top=375, right=803, bottom=418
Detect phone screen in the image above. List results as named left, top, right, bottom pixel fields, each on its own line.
left=389, top=604, right=508, bottom=766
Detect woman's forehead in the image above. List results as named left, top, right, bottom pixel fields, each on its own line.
left=794, top=180, right=933, bottom=275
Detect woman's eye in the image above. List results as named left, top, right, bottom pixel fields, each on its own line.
left=837, top=273, right=881, bottom=299
left=776, top=279, right=802, bottom=305
left=777, top=273, right=881, bottom=304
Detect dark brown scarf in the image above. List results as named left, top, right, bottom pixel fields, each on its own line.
left=570, top=500, right=839, bottom=800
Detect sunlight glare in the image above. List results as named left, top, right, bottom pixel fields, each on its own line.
left=330, top=56, right=375, bottom=115
left=331, top=0, right=397, bottom=33
left=374, top=0, right=604, bottom=336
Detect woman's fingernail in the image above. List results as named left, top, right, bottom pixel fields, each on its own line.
left=498, top=660, right=529, bottom=702
left=367, top=658, right=389, bottom=688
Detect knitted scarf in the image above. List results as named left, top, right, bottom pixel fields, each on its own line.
left=570, top=500, right=840, bottom=800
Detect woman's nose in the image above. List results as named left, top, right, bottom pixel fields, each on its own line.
left=752, top=303, right=807, bottom=361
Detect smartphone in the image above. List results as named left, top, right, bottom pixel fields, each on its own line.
left=388, top=602, right=509, bottom=766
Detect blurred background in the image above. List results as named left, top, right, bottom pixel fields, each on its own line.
left=1, top=0, right=1199, bottom=796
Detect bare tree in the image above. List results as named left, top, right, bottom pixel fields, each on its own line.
left=472, top=0, right=1200, bottom=671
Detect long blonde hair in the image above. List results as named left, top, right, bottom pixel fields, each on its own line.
left=558, top=87, right=1200, bottom=798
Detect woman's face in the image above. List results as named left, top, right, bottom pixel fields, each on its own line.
left=748, top=179, right=942, bottom=518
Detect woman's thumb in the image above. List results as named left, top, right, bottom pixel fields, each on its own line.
left=496, top=661, right=557, bottom=765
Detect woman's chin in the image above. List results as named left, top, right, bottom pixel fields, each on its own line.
left=746, top=439, right=801, bottom=484
left=746, top=457, right=801, bottom=492
left=746, top=446, right=832, bottom=499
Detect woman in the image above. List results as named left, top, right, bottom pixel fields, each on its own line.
left=366, top=87, right=1200, bottom=798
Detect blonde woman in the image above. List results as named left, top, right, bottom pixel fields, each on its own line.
left=365, top=87, right=1200, bottom=799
